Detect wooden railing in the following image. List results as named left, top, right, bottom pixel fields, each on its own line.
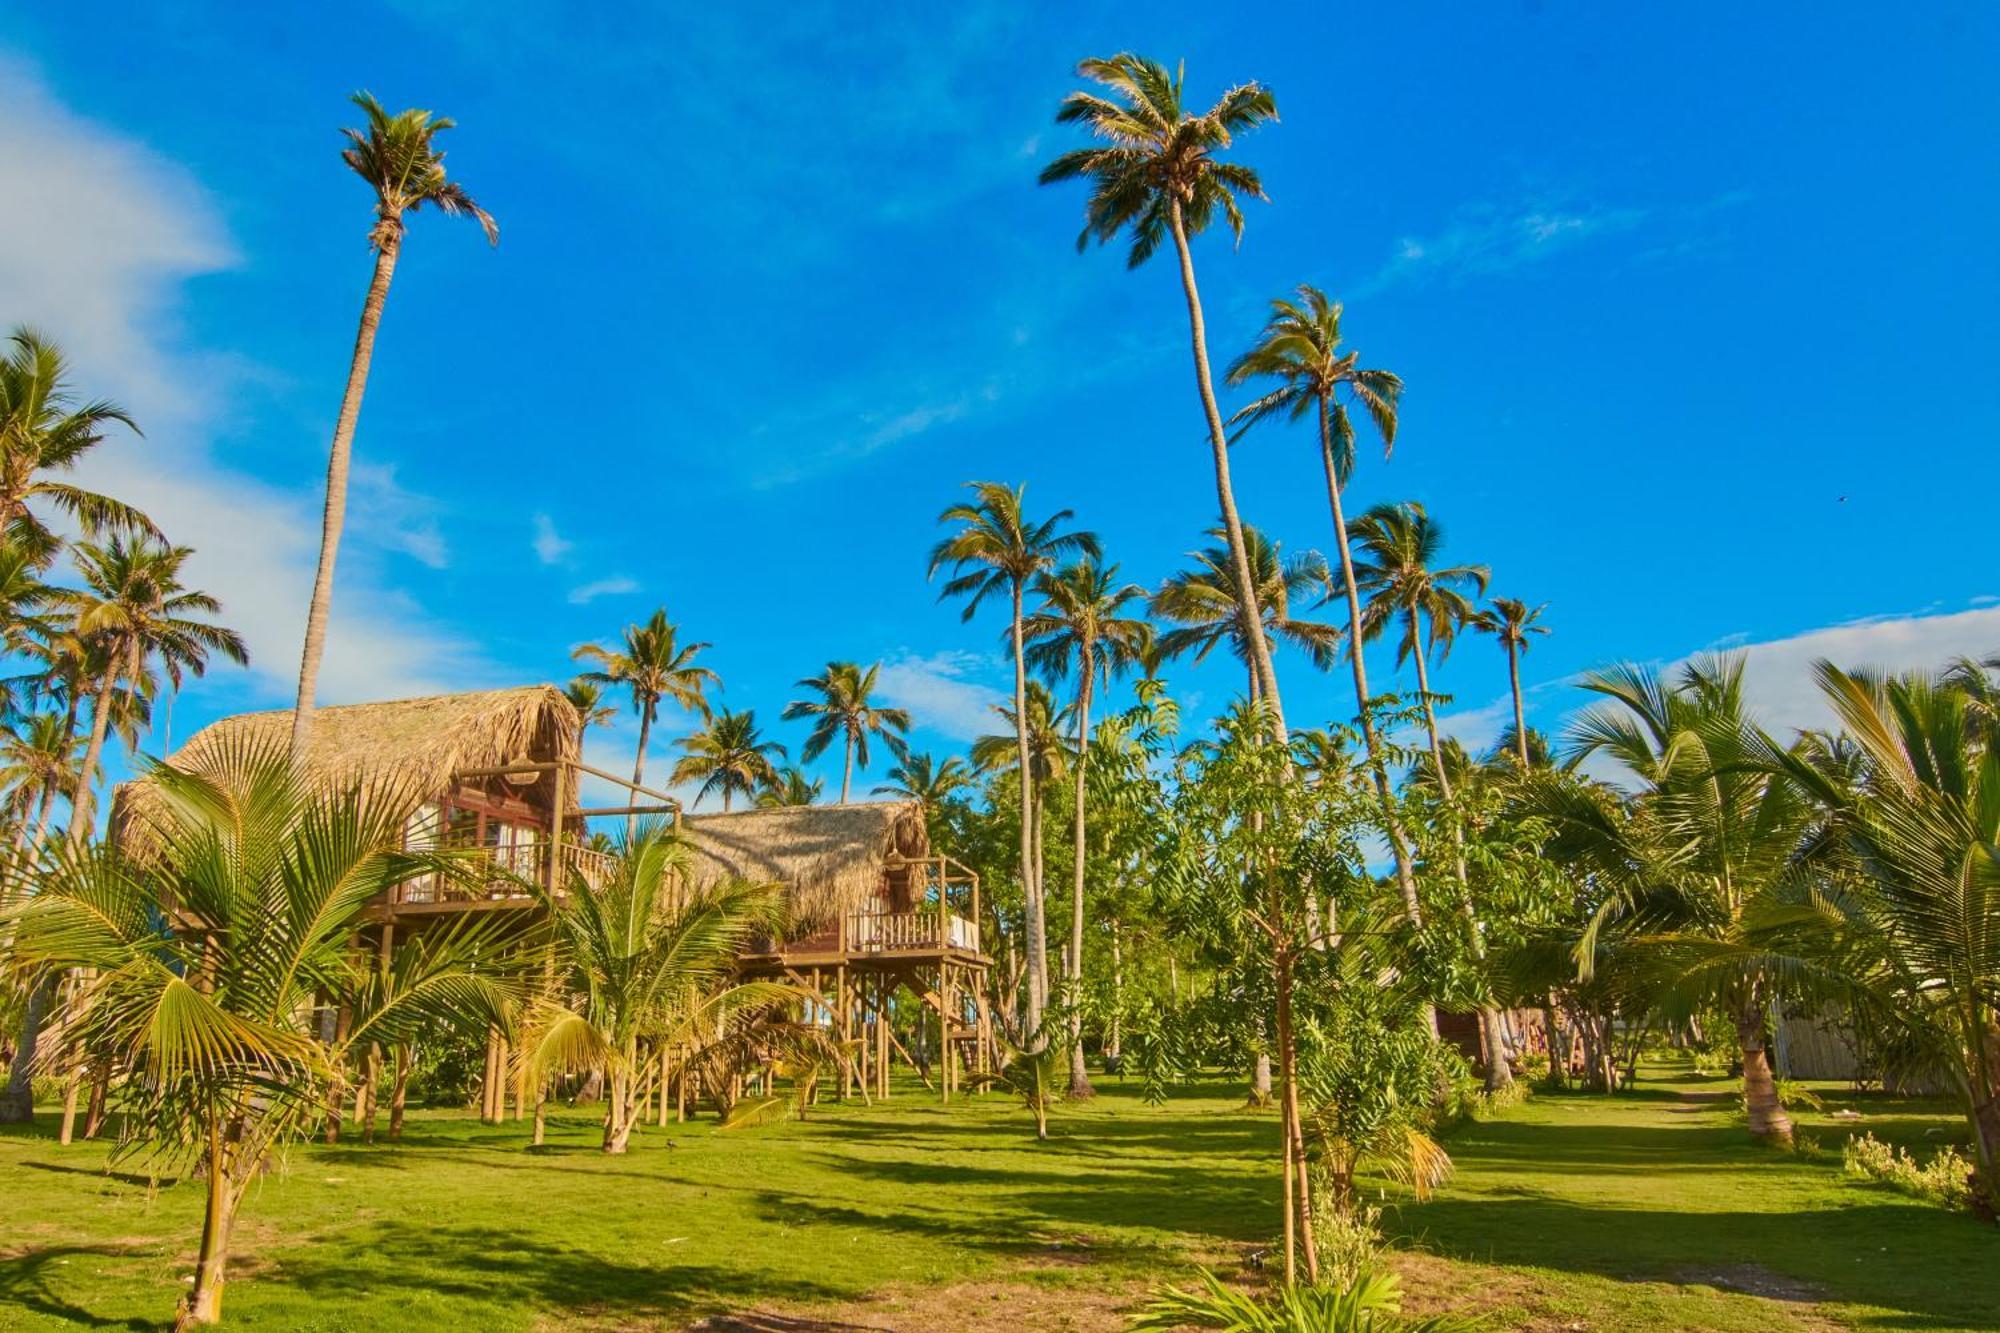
left=394, top=838, right=616, bottom=906
left=844, top=910, right=980, bottom=955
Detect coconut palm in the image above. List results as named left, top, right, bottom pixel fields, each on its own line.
left=756, top=766, right=823, bottom=808
left=291, top=94, right=497, bottom=756
left=0, top=738, right=517, bottom=1327
left=573, top=609, right=717, bottom=811
left=1025, top=559, right=1153, bottom=1091
left=0, top=329, right=157, bottom=565
left=873, top=751, right=974, bottom=813
left=52, top=537, right=247, bottom=845
left=563, top=678, right=618, bottom=734
left=1536, top=656, right=1815, bottom=1141
left=1041, top=54, right=1285, bottom=739
left=672, top=709, right=785, bottom=813
left=1152, top=525, right=1340, bottom=702
left=513, top=822, right=796, bottom=1154
left=0, top=712, right=78, bottom=897
left=1476, top=597, right=1549, bottom=769
left=931, top=481, right=1098, bottom=1035
left=1225, top=287, right=1421, bottom=915
left=782, top=661, right=909, bottom=805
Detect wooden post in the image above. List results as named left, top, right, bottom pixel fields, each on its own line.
left=877, top=976, right=890, bottom=1100
left=481, top=1027, right=500, bottom=1123
left=657, top=1047, right=670, bottom=1128
left=546, top=761, right=568, bottom=892
left=389, top=1044, right=410, bottom=1142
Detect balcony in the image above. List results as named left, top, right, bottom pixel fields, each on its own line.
left=392, top=838, right=619, bottom=908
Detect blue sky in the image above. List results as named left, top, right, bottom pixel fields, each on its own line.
left=3, top=4, right=1997, bottom=804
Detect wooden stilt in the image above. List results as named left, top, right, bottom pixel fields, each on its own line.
left=658, top=1047, right=670, bottom=1128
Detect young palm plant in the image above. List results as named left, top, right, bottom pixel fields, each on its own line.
left=672, top=708, right=785, bottom=812
left=292, top=94, right=496, bottom=755
left=1041, top=55, right=1285, bottom=739
left=514, top=822, right=798, bottom=1153
left=782, top=661, right=909, bottom=804
left=0, top=739, right=517, bottom=1328
left=1024, top=558, right=1153, bottom=1095
left=970, top=1032, right=1067, bottom=1140
left=931, top=481, right=1098, bottom=1036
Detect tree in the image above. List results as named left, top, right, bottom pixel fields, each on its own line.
left=514, top=822, right=797, bottom=1153
left=52, top=537, right=248, bottom=845
left=1041, top=55, right=1286, bottom=741
left=971, top=1035, right=1066, bottom=1140
left=782, top=661, right=908, bottom=804
left=291, top=93, right=497, bottom=756
left=756, top=766, right=823, bottom=808
left=0, top=329, right=157, bottom=565
left=574, top=609, right=717, bottom=816
left=1024, top=558, right=1153, bottom=1092
left=1152, top=525, right=1340, bottom=701
left=1224, top=287, right=1423, bottom=919
left=563, top=678, right=618, bottom=733
left=873, top=751, right=974, bottom=816
left=672, top=709, right=785, bottom=813
left=0, top=711, right=79, bottom=897
left=0, top=739, right=516, bottom=1327
left=974, top=679, right=1074, bottom=1023
left=931, top=481, right=1098, bottom=1035
left=1476, top=598, right=1549, bottom=770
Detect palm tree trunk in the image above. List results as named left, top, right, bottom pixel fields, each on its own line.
left=1166, top=199, right=1285, bottom=744
left=1409, top=635, right=1513, bottom=1091
left=1316, top=400, right=1423, bottom=924
left=291, top=235, right=403, bottom=758
left=840, top=734, right=854, bottom=804
left=1013, top=582, right=1048, bottom=1037
left=627, top=701, right=654, bottom=840
left=1507, top=640, right=1530, bottom=766
left=67, top=657, right=121, bottom=847
left=1067, top=658, right=1095, bottom=1098
left=177, top=1121, right=239, bottom=1328
left=1107, top=921, right=1124, bottom=1063
left=1737, top=998, right=1792, bottom=1142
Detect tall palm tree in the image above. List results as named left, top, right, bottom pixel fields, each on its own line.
left=52, top=537, right=247, bottom=845
left=756, top=765, right=823, bottom=808
left=1041, top=55, right=1285, bottom=740
left=1151, top=525, right=1340, bottom=701
left=573, top=609, right=717, bottom=812
left=1025, top=559, right=1153, bottom=1088
left=0, top=712, right=78, bottom=897
left=975, top=679, right=1073, bottom=1023
left=0, top=329, right=157, bottom=565
left=1, top=738, right=517, bottom=1325
left=563, top=678, right=618, bottom=734
left=930, top=482, right=1097, bottom=1035
left=1224, top=287, right=1422, bottom=916
left=1477, top=597, right=1549, bottom=768
left=671, top=709, right=785, bottom=813
left=782, top=661, right=909, bottom=804
left=873, top=750, right=974, bottom=813
left=291, top=94, right=497, bottom=756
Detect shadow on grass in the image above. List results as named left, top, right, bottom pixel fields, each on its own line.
left=0, top=1244, right=159, bottom=1331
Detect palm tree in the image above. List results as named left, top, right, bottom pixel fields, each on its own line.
left=1152, top=525, right=1340, bottom=701
left=514, top=822, right=797, bottom=1153
left=573, top=609, right=718, bottom=811
left=1538, top=656, right=1813, bottom=1141
left=1477, top=598, right=1549, bottom=769
left=0, top=712, right=78, bottom=897
left=1025, top=559, right=1153, bottom=1089
left=1041, top=55, right=1285, bottom=740
left=672, top=709, right=785, bottom=813
left=782, top=661, right=909, bottom=805
left=873, top=750, right=974, bottom=812
left=931, top=482, right=1098, bottom=1036
left=0, top=738, right=517, bottom=1326
left=1224, top=287, right=1422, bottom=916
left=756, top=765, right=823, bottom=808
left=52, top=537, right=248, bottom=845
left=291, top=94, right=497, bottom=756
left=975, top=679, right=1072, bottom=1022
left=0, top=329, right=157, bottom=564
left=563, top=678, right=618, bottom=734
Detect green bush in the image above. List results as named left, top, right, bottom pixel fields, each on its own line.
left=1842, top=1132, right=1974, bottom=1211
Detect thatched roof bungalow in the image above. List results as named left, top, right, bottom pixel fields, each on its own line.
left=683, top=801, right=930, bottom=933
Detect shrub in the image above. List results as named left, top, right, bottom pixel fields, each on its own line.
left=1131, top=1268, right=1471, bottom=1331
left=1842, top=1131, right=1974, bottom=1211
left=1311, top=1203, right=1384, bottom=1289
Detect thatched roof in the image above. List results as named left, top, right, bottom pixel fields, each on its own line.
left=683, top=801, right=928, bottom=930
left=115, top=686, right=581, bottom=841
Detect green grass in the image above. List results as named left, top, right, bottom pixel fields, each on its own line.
left=0, top=1061, right=1993, bottom=1330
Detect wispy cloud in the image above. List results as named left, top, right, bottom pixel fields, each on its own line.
left=744, top=384, right=992, bottom=490
left=352, top=463, right=449, bottom=569
left=532, top=513, right=572, bottom=566
left=1434, top=695, right=1513, bottom=756
left=568, top=576, right=640, bottom=605
left=1357, top=198, right=1647, bottom=296
left=876, top=649, right=1008, bottom=742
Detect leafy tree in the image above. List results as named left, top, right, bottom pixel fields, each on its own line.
left=1041, top=55, right=1287, bottom=740
left=931, top=481, right=1097, bottom=1033
left=0, top=740, right=516, bottom=1327
left=782, top=661, right=908, bottom=804
left=672, top=709, right=785, bottom=812
left=1025, top=558, right=1153, bottom=1094
left=574, top=608, right=718, bottom=811
left=292, top=94, right=496, bottom=755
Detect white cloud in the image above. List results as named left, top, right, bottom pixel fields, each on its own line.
left=876, top=649, right=1009, bottom=741
left=1434, top=695, right=1512, bottom=757
left=1359, top=199, right=1646, bottom=296
left=567, top=576, right=640, bottom=605
left=0, top=56, right=502, bottom=709
left=532, top=513, right=572, bottom=566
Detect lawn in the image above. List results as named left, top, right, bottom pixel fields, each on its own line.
left=1, top=1061, right=1993, bottom=1331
